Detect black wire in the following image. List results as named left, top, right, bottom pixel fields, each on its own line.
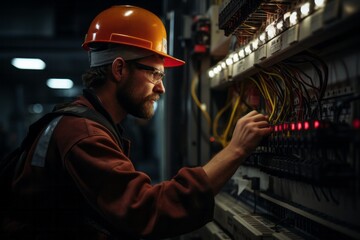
left=293, top=54, right=328, bottom=119
left=276, top=63, right=313, bottom=120
left=274, top=64, right=300, bottom=121
left=285, top=51, right=329, bottom=102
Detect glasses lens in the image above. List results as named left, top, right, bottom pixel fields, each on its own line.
left=130, top=61, right=165, bottom=83
left=153, top=71, right=165, bottom=81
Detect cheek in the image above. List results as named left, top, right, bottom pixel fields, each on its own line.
left=134, top=82, right=155, bottom=97
left=124, top=73, right=155, bottom=96
left=121, top=74, right=139, bottom=92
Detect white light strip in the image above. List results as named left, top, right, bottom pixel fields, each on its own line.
left=208, top=0, right=328, bottom=82
left=11, top=58, right=46, bottom=70
left=47, top=78, right=74, bottom=89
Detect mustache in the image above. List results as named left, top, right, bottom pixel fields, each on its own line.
left=145, top=94, right=160, bottom=102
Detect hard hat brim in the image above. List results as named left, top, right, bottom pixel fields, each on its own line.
left=162, top=54, right=185, bottom=68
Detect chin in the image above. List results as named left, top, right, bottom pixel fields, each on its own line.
left=143, top=111, right=154, bottom=120
left=136, top=107, right=154, bottom=119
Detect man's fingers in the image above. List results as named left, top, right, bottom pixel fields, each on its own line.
left=245, top=110, right=259, bottom=117
left=248, top=112, right=269, bottom=123
left=256, top=120, right=271, bottom=128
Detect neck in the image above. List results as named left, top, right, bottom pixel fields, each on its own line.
left=90, top=85, right=127, bottom=124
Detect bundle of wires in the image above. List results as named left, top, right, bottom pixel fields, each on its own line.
left=212, top=85, right=244, bottom=147
left=248, top=51, right=328, bottom=125
left=210, top=52, right=328, bottom=147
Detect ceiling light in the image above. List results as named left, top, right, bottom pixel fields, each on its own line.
left=11, top=58, right=46, bottom=70
left=47, top=78, right=74, bottom=89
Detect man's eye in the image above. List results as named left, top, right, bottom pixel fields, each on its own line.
left=153, top=72, right=162, bottom=80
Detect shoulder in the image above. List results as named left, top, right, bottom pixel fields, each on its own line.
left=53, top=115, right=121, bottom=155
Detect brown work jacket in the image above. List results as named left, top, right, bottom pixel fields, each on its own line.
left=1, top=89, right=214, bottom=240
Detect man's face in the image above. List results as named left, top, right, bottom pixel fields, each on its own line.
left=115, top=55, right=165, bottom=119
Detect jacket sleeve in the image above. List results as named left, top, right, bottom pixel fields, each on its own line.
left=58, top=119, right=214, bottom=239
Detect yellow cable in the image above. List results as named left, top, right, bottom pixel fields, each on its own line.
left=260, top=78, right=273, bottom=106
left=249, top=76, right=275, bottom=121
left=249, top=77, right=266, bottom=99
left=190, top=74, right=211, bottom=128
left=212, top=93, right=233, bottom=143
left=221, top=96, right=241, bottom=147
left=262, top=70, right=288, bottom=123
left=259, top=76, right=275, bottom=121
left=258, top=76, right=276, bottom=121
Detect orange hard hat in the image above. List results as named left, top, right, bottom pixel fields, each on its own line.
left=82, top=5, right=185, bottom=67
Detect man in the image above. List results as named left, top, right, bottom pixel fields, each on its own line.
left=1, top=5, right=271, bottom=240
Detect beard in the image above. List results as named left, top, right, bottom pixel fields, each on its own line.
left=115, top=78, right=158, bottom=119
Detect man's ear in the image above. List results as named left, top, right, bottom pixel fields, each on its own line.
left=112, top=57, right=125, bottom=81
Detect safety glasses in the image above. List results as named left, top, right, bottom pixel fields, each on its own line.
left=128, top=61, right=165, bottom=85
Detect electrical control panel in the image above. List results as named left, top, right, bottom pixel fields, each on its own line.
left=188, top=0, right=360, bottom=239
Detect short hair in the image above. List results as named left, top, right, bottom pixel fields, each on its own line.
left=81, top=64, right=111, bottom=89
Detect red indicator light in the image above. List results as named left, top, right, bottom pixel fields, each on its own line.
left=283, top=123, right=289, bottom=131
left=304, top=121, right=310, bottom=130
left=200, top=26, right=210, bottom=32
left=291, top=123, right=296, bottom=131
left=275, top=125, right=279, bottom=132
left=297, top=122, right=302, bottom=130
left=314, top=120, right=320, bottom=129
left=279, top=125, right=283, bottom=131
left=209, top=136, right=215, bottom=142
left=353, top=119, right=360, bottom=129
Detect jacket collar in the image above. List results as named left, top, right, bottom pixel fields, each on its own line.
left=82, top=88, right=115, bottom=125
left=82, top=88, right=131, bottom=156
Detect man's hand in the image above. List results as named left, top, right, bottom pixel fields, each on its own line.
left=203, top=110, right=272, bottom=194
left=226, top=110, right=272, bottom=159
